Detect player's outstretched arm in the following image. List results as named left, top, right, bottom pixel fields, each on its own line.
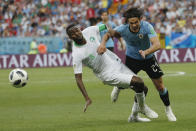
left=97, top=29, right=122, bottom=54
left=139, top=36, right=161, bottom=58
left=75, top=74, right=92, bottom=112
left=97, top=32, right=110, bottom=54
left=118, top=37, right=126, bottom=51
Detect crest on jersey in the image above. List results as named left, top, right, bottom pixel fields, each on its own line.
left=90, top=36, right=95, bottom=42
left=138, top=34, right=143, bottom=39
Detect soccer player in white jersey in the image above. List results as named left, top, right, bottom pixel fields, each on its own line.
left=97, top=7, right=177, bottom=121
left=66, top=23, right=158, bottom=122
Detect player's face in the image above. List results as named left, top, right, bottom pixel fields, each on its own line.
left=128, top=17, right=141, bottom=33
left=68, top=27, right=84, bottom=44
left=101, top=12, right=108, bottom=21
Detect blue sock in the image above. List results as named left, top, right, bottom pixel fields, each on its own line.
left=159, top=88, right=167, bottom=96
left=159, top=88, right=170, bottom=106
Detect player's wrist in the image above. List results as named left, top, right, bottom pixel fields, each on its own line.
left=85, top=96, right=90, bottom=101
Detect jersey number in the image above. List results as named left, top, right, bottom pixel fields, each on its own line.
left=150, top=61, right=160, bottom=72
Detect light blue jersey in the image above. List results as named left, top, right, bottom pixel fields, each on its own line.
left=115, top=21, right=157, bottom=60
left=97, top=21, right=116, bottom=48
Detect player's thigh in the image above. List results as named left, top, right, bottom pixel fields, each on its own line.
left=120, top=63, right=136, bottom=75
left=144, top=56, right=164, bottom=79
left=102, top=72, right=134, bottom=88
left=125, top=55, right=141, bottom=74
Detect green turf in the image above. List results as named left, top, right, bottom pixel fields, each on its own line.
left=0, top=63, right=196, bottom=131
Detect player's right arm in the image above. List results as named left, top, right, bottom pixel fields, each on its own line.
left=97, top=28, right=122, bottom=54
left=75, top=73, right=92, bottom=112
left=73, top=55, right=92, bottom=112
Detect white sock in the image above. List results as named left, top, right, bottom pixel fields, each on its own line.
left=135, top=92, right=145, bottom=110
left=131, top=102, right=139, bottom=117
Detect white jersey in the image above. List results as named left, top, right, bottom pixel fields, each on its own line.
left=72, top=26, right=135, bottom=88
left=72, top=26, right=118, bottom=74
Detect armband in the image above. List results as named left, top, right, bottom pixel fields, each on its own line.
left=99, top=24, right=107, bottom=32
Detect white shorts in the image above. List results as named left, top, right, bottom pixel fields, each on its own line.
left=95, top=63, right=136, bottom=88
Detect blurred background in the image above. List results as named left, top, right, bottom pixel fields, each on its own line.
left=0, top=0, right=195, bottom=57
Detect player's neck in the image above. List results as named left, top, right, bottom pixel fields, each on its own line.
left=129, top=26, right=140, bottom=33
left=74, top=39, right=86, bottom=46
left=102, top=20, right=108, bottom=24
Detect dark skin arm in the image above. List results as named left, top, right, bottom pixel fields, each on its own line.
left=97, top=29, right=121, bottom=54
left=75, top=73, right=92, bottom=112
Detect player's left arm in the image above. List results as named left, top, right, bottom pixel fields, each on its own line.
left=118, top=37, right=126, bottom=51
left=139, top=36, right=161, bottom=58
left=139, top=24, right=161, bottom=59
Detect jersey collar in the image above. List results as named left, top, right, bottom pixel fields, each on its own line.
left=129, top=25, right=140, bottom=34
left=74, top=42, right=83, bottom=47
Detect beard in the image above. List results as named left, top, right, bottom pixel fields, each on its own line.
left=132, top=26, right=139, bottom=31
left=74, top=37, right=85, bottom=44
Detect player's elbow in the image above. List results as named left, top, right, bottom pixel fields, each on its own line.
left=103, top=33, right=110, bottom=41
left=157, top=42, right=161, bottom=50
left=154, top=41, right=161, bottom=50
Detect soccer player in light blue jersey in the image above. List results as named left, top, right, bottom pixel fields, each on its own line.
left=97, top=10, right=125, bottom=52
left=97, top=7, right=177, bottom=121
left=97, top=10, right=116, bottom=52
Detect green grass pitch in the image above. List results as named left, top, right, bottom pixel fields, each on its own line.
left=0, top=63, right=196, bottom=131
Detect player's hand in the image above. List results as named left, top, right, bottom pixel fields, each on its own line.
left=139, top=50, right=146, bottom=59
left=83, top=98, right=92, bottom=112
left=97, top=44, right=107, bottom=55
left=118, top=43, right=126, bottom=51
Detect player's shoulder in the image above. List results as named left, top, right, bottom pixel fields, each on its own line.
left=141, top=21, right=154, bottom=32
left=82, top=26, right=98, bottom=34
left=141, top=21, right=153, bottom=28
left=141, top=21, right=151, bottom=26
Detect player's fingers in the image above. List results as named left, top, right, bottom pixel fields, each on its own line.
left=83, top=99, right=92, bottom=112
left=97, top=47, right=104, bottom=55
left=83, top=104, right=87, bottom=112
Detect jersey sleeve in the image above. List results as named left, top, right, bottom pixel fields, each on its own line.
left=90, top=25, right=108, bottom=33
left=98, top=24, right=107, bottom=32
left=72, top=55, right=83, bottom=74
left=146, top=23, right=157, bottom=38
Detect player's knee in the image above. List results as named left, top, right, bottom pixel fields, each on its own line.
left=154, top=83, right=164, bottom=92
left=157, top=86, right=164, bottom=92
left=130, top=76, right=144, bottom=93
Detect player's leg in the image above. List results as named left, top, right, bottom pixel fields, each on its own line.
left=128, top=101, right=150, bottom=122
left=151, top=77, right=177, bottom=121
left=133, top=84, right=148, bottom=103
left=111, top=86, right=121, bottom=102
left=109, top=73, right=151, bottom=122
left=111, top=56, right=142, bottom=102
left=130, top=76, right=158, bottom=119
left=145, top=56, right=176, bottom=121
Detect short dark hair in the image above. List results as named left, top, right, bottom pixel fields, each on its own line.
left=66, top=23, right=77, bottom=35
left=123, top=7, right=144, bottom=19
left=98, top=9, right=108, bottom=16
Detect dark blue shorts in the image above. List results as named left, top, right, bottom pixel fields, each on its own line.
left=125, top=55, right=164, bottom=79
